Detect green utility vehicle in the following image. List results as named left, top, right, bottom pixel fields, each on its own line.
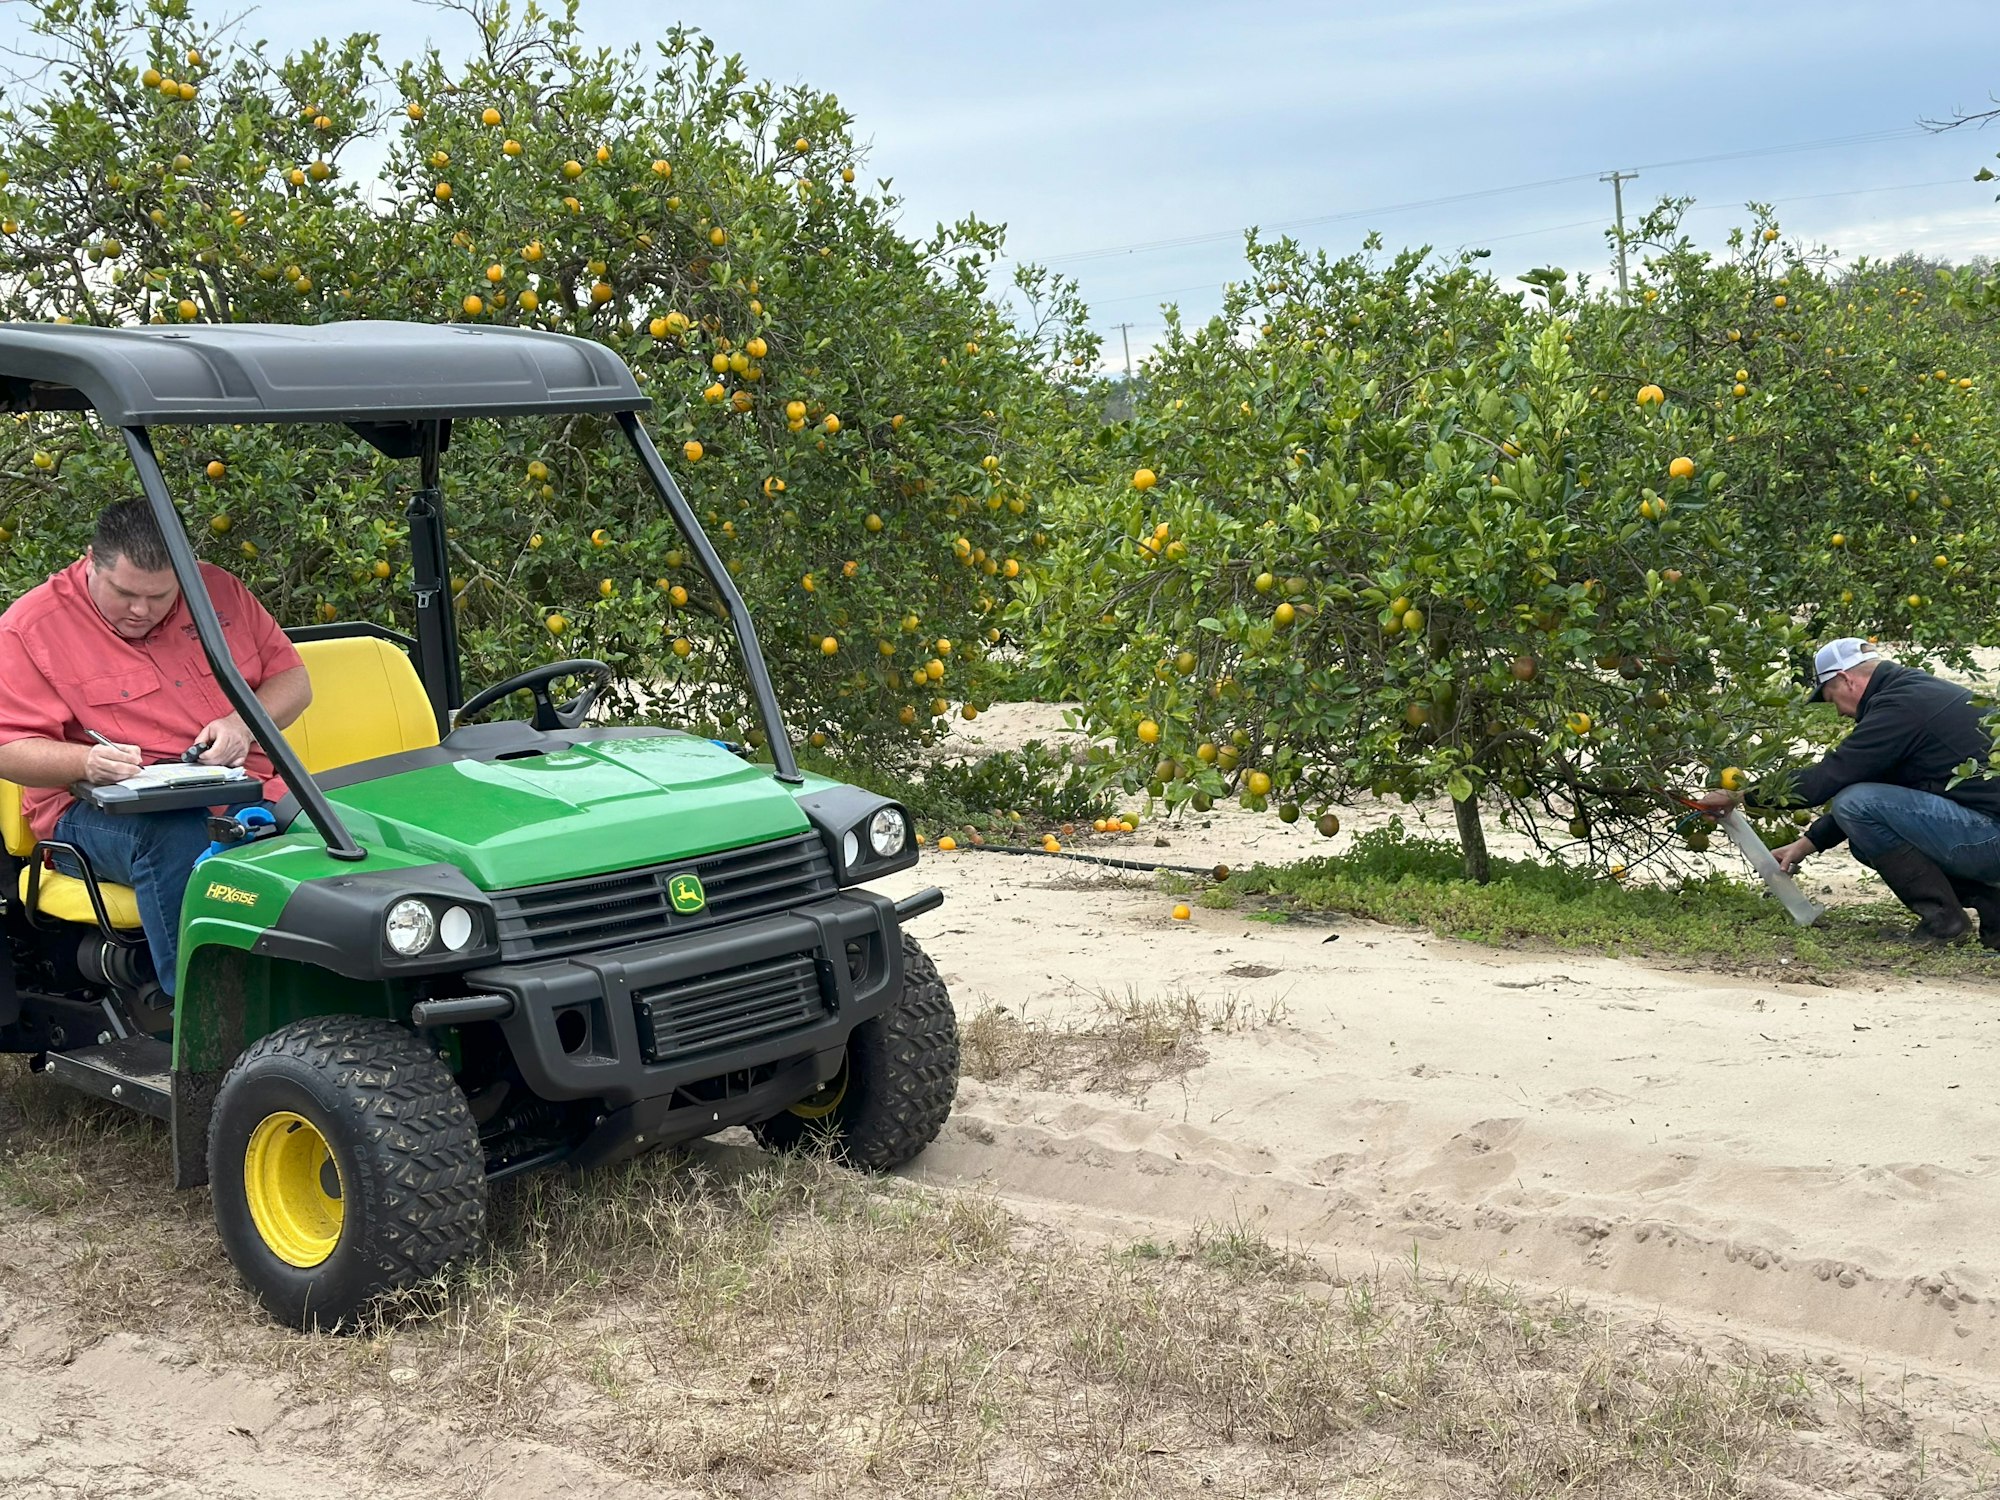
left=0, top=320, right=958, bottom=1328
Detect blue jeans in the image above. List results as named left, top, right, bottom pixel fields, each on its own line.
left=50, top=800, right=213, bottom=997
left=1827, top=783, right=2000, bottom=883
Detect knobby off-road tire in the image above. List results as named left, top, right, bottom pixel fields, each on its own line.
left=752, top=933, right=959, bottom=1171
left=207, top=1015, right=487, bottom=1330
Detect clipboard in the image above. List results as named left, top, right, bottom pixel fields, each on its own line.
left=72, top=768, right=265, bottom=816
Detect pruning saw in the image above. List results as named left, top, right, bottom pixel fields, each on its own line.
left=1677, top=797, right=1824, bottom=927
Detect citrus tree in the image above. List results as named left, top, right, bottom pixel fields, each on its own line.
left=1598, top=201, right=2000, bottom=662
left=1020, top=234, right=1831, bottom=880
left=0, top=0, right=1094, bottom=762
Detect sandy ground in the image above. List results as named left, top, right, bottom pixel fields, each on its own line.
left=7, top=700, right=2000, bottom=1494
left=884, top=705, right=2000, bottom=1432
left=0, top=1310, right=678, bottom=1500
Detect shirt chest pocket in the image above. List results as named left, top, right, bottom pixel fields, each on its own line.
left=76, top=667, right=165, bottom=741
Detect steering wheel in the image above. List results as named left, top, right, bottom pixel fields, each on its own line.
left=456, top=659, right=613, bottom=732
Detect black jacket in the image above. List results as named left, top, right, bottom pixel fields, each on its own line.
left=1750, top=661, right=2000, bottom=850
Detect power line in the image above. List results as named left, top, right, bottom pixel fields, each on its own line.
left=1088, top=175, right=1973, bottom=333
left=1037, top=126, right=1932, bottom=265
left=1457, top=175, right=1971, bottom=254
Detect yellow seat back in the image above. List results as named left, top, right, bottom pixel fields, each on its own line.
left=0, top=779, right=33, bottom=858
left=286, top=635, right=441, bottom=774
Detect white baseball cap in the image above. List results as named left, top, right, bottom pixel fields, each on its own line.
left=1808, top=637, right=1880, bottom=701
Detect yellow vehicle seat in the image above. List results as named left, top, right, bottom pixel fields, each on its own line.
left=2, top=780, right=144, bottom=928
left=3, top=634, right=436, bottom=930
left=284, top=635, right=440, bottom=774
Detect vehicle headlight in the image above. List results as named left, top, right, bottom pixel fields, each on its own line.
left=868, top=806, right=907, bottom=857
left=438, top=904, right=475, bottom=952
left=841, top=829, right=860, bottom=870
left=385, top=899, right=436, bottom=956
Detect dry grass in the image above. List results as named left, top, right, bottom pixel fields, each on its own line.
left=961, top=985, right=1289, bottom=1097
left=2, top=1054, right=1991, bottom=1497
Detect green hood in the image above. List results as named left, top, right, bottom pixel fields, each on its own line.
left=321, top=735, right=812, bottom=890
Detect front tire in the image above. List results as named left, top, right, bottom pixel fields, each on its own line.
left=207, top=1015, right=487, bottom=1330
left=752, top=933, right=959, bottom=1170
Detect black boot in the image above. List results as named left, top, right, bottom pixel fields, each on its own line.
left=1949, top=876, right=2000, bottom=952
left=1871, top=844, right=1971, bottom=945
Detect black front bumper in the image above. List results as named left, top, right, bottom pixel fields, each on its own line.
left=466, top=887, right=905, bottom=1115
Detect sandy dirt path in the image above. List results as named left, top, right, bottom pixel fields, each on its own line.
left=890, top=854, right=2000, bottom=1376
left=877, top=704, right=2000, bottom=1389
left=0, top=1307, right=682, bottom=1500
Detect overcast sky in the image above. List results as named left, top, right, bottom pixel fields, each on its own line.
left=4, top=0, right=1997, bottom=367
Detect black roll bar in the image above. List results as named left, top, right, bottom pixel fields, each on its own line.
left=283, top=620, right=419, bottom=650
left=121, top=427, right=368, bottom=862
left=616, top=411, right=802, bottom=785
left=407, top=420, right=464, bottom=736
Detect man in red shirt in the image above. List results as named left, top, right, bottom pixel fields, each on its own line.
left=0, top=499, right=311, bottom=997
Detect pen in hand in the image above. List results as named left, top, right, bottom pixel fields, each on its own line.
left=82, top=727, right=144, bottom=783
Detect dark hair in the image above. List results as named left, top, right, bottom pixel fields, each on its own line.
left=91, top=498, right=172, bottom=573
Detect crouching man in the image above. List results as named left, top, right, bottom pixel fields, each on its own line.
left=1689, top=638, right=2000, bottom=948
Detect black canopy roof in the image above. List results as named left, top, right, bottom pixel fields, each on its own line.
left=0, top=319, right=649, bottom=426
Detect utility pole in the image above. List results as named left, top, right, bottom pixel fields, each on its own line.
left=1600, top=169, right=1638, bottom=304
left=1108, top=322, right=1137, bottom=418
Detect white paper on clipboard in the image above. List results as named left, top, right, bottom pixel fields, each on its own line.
left=114, top=763, right=251, bottom=792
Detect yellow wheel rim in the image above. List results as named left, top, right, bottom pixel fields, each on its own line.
left=243, top=1111, right=344, bottom=1268
left=788, top=1058, right=849, bottom=1120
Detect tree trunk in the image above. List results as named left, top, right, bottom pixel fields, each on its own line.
left=1454, top=793, right=1491, bottom=884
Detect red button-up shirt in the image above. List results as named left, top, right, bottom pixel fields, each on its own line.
left=0, top=558, right=303, bottom=840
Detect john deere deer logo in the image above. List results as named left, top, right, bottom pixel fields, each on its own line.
left=667, top=872, right=706, bottom=914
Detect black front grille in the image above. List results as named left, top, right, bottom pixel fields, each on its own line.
left=490, top=833, right=836, bottom=962
left=633, top=951, right=828, bottom=1065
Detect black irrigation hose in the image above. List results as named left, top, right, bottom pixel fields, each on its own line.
left=942, top=841, right=1227, bottom=880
